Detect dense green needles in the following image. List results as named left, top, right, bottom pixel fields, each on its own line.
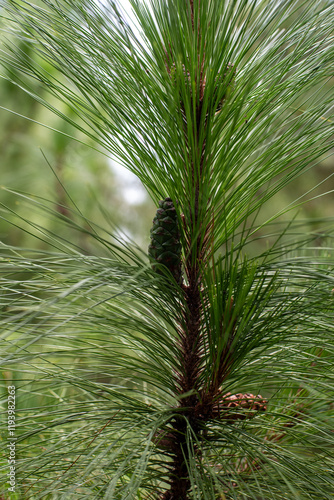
left=0, top=0, right=333, bottom=499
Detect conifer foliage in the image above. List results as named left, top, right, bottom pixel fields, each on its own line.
left=0, top=1, right=334, bottom=499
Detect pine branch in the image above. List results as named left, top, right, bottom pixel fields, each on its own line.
left=0, top=1, right=334, bottom=498
left=153, top=5, right=240, bottom=497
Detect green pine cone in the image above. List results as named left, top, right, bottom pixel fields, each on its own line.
left=148, top=197, right=182, bottom=284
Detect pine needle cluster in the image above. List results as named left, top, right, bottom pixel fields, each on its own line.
left=0, top=1, right=333, bottom=498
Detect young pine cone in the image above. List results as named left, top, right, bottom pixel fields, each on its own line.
left=212, top=392, right=268, bottom=421
left=148, top=197, right=182, bottom=284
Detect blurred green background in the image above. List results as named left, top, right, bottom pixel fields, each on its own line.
left=0, top=40, right=155, bottom=254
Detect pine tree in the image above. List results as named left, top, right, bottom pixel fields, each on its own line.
left=0, top=1, right=334, bottom=499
